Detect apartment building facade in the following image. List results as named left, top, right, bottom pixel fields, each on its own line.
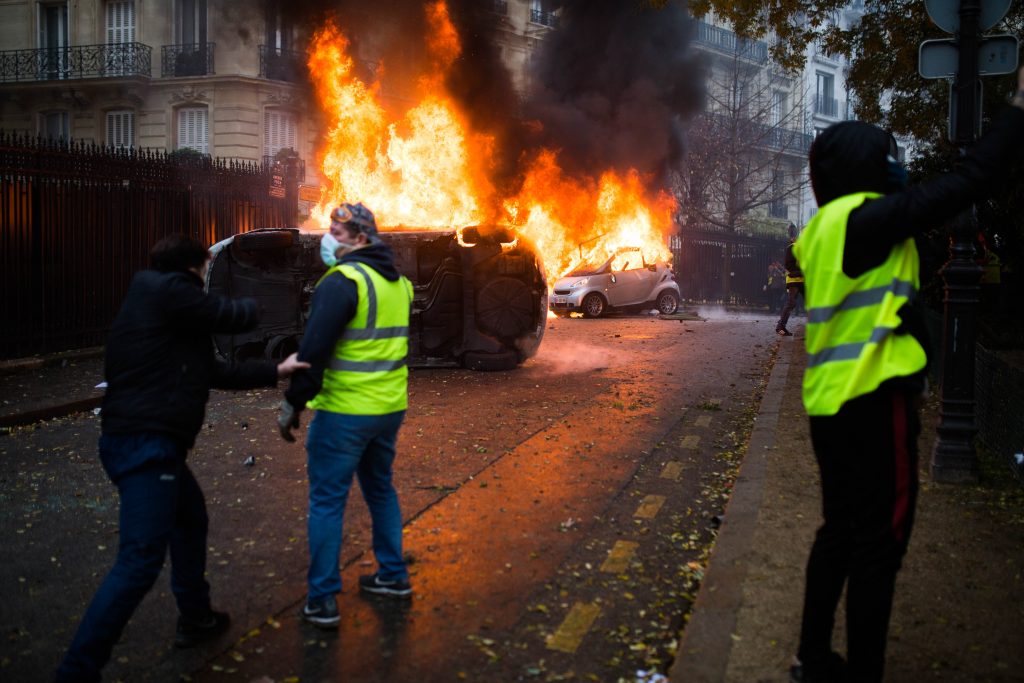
left=0, top=0, right=314, bottom=171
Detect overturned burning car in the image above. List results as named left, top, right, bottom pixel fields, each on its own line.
left=206, top=226, right=547, bottom=371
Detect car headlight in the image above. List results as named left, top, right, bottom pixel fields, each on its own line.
left=569, top=278, right=589, bottom=288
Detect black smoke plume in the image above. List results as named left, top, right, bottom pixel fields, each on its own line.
left=523, top=0, right=704, bottom=187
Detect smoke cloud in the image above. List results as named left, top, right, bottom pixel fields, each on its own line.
left=523, top=0, right=704, bottom=187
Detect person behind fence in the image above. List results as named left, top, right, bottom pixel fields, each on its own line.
left=767, top=258, right=787, bottom=313
left=56, top=235, right=308, bottom=683
left=276, top=202, right=415, bottom=630
left=776, top=224, right=805, bottom=336
left=788, top=68, right=1024, bottom=683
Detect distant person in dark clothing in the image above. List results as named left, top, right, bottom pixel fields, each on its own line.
left=777, top=225, right=804, bottom=336
left=767, top=259, right=787, bottom=313
left=56, top=234, right=307, bottom=683
left=789, top=69, right=1024, bottom=683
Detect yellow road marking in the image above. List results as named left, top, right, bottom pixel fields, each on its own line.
left=546, top=602, right=601, bottom=653
left=634, top=494, right=666, bottom=519
left=694, top=415, right=712, bottom=427
left=600, top=540, right=639, bottom=573
left=660, top=461, right=684, bottom=480
left=680, top=435, right=701, bottom=449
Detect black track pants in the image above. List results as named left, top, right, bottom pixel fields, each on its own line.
left=797, top=388, right=920, bottom=682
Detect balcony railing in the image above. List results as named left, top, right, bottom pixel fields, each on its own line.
left=530, top=8, right=558, bottom=27
left=761, top=124, right=814, bottom=154
left=695, top=21, right=768, bottom=64
left=259, top=45, right=305, bottom=82
left=814, top=94, right=839, bottom=118
left=0, top=42, right=151, bottom=83
left=161, top=43, right=215, bottom=77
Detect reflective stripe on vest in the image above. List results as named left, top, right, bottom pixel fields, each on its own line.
left=308, top=261, right=414, bottom=415
left=793, top=191, right=927, bottom=416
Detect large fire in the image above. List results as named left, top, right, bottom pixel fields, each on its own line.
left=305, top=2, right=674, bottom=281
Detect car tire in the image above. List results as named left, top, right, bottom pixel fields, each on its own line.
left=656, top=291, right=679, bottom=315
left=463, top=349, right=520, bottom=371
left=582, top=293, right=606, bottom=318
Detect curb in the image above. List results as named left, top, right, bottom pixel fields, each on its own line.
left=668, top=337, right=795, bottom=682
left=0, top=346, right=104, bottom=375
left=0, top=397, right=103, bottom=429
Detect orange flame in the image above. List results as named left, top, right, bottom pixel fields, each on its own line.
left=306, top=3, right=675, bottom=281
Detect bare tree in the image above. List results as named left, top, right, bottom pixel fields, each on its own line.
left=678, top=42, right=810, bottom=236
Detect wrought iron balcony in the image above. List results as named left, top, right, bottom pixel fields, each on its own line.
left=530, top=8, right=558, bottom=27
left=162, top=43, right=215, bottom=77
left=694, top=21, right=768, bottom=64
left=761, top=124, right=813, bottom=154
left=259, top=45, right=305, bottom=83
left=0, top=42, right=151, bottom=83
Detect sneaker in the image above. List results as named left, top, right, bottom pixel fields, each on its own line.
left=789, top=652, right=848, bottom=682
left=174, top=610, right=230, bottom=649
left=301, top=595, right=340, bottom=629
left=777, top=327, right=793, bottom=336
left=359, top=573, right=412, bottom=599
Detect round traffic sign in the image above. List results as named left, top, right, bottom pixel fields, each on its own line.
left=925, top=0, right=1012, bottom=34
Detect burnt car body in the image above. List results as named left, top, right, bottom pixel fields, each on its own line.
left=206, top=226, right=547, bottom=371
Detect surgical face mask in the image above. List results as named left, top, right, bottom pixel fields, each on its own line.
left=320, top=232, right=341, bottom=267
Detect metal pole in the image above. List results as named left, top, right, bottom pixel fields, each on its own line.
left=931, top=0, right=981, bottom=483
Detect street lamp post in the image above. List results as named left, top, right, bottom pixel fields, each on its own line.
left=930, top=0, right=982, bottom=482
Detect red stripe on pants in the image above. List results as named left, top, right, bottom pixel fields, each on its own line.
left=891, top=393, right=910, bottom=542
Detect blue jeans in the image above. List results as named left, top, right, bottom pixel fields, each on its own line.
left=56, top=434, right=211, bottom=682
left=305, top=410, right=408, bottom=599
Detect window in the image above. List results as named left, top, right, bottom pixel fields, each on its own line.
left=105, top=2, right=135, bottom=75
left=39, top=2, right=69, bottom=80
left=177, top=107, right=209, bottom=154
left=106, top=110, right=134, bottom=148
left=178, top=0, right=207, bottom=46
left=769, top=171, right=788, bottom=219
left=265, top=2, right=294, bottom=51
left=264, top=110, right=297, bottom=160
left=770, top=90, right=786, bottom=127
left=106, top=1, right=134, bottom=43
left=815, top=72, right=837, bottom=117
left=40, top=111, right=70, bottom=140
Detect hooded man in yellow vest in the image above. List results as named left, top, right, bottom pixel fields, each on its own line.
left=789, top=69, right=1024, bottom=683
left=278, top=202, right=414, bottom=629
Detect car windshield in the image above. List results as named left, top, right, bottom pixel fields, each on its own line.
left=564, top=256, right=613, bottom=278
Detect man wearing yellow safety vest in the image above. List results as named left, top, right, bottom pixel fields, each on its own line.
left=777, top=223, right=805, bottom=336
left=277, top=202, right=415, bottom=629
left=789, top=68, right=1024, bottom=683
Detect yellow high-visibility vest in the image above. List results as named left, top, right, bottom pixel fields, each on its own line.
left=308, top=262, right=414, bottom=415
left=794, top=192, right=927, bottom=416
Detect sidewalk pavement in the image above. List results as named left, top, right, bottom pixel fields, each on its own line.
left=672, top=329, right=1024, bottom=682
left=2, top=333, right=1022, bottom=681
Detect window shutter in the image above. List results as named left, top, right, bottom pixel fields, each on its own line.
left=264, top=110, right=297, bottom=159
left=178, top=107, right=209, bottom=154
left=107, top=110, right=134, bottom=148
left=106, top=2, right=135, bottom=44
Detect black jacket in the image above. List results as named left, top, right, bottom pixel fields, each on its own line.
left=284, top=242, right=403, bottom=411
left=101, top=268, right=279, bottom=449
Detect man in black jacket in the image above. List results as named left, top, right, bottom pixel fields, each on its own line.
left=56, top=235, right=307, bottom=683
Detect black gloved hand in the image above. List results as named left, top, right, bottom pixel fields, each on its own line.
left=277, top=400, right=301, bottom=442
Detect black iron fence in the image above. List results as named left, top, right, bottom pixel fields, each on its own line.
left=259, top=45, right=306, bottom=83
left=670, top=228, right=789, bottom=305
left=0, top=42, right=151, bottom=83
left=0, top=133, right=289, bottom=359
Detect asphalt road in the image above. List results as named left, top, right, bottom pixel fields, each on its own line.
left=0, top=309, right=780, bottom=682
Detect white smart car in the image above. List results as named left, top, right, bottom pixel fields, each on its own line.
left=549, top=246, right=680, bottom=318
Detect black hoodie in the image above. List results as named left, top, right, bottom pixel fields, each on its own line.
left=284, top=241, right=404, bottom=410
